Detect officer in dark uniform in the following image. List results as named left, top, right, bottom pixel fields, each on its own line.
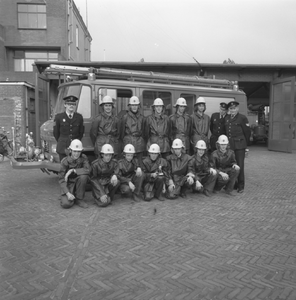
left=53, top=95, right=84, bottom=162
left=225, top=101, right=251, bottom=193
left=210, top=102, right=228, bottom=151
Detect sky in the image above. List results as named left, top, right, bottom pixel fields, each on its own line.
left=74, top=0, right=296, bottom=65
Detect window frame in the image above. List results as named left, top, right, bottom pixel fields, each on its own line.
left=14, top=50, right=58, bottom=72
left=17, top=3, right=47, bottom=29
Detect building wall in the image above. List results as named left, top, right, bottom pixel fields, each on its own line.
left=0, top=85, right=27, bottom=145
left=0, top=0, right=92, bottom=82
left=0, top=0, right=92, bottom=143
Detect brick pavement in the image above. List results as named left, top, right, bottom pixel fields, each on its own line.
left=1, top=144, right=296, bottom=300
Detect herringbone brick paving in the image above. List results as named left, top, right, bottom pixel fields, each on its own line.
left=1, top=145, right=296, bottom=300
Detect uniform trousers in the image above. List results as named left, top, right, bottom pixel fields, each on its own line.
left=60, top=174, right=89, bottom=208
left=90, top=179, right=120, bottom=207
left=143, top=177, right=165, bottom=201
left=234, top=149, right=246, bottom=190
left=215, top=168, right=239, bottom=192
left=120, top=173, right=145, bottom=196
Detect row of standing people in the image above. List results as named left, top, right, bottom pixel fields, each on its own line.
left=58, top=135, right=240, bottom=209
left=53, top=94, right=251, bottom=198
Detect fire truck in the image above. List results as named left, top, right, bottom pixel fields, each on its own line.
left=10, top=65, right=248, bottom=174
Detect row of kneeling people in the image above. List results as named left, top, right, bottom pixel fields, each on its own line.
left=58, top=135, right=241, bottom=209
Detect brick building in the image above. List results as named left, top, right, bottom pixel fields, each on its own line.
left=0, top=0, right=92, bottom=144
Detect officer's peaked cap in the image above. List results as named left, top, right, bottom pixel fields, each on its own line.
left=220, top=102, right=228, bottom=110
left=227, top=101, right=239, bottom=109
left=64, top=95, right=78, bottom=102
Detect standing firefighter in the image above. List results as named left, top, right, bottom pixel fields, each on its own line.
left=90, top=95, right=120, bottom=157
left=144, top=98, right=171, bottom=159
left=210, top=135, right=240, bottom=196
left=115, top=144, right=145, bottom=202
left=188, top=140, right=218, bottom=197
left=90, top=144, right=120, bottom=207
left=169, top=97, right=192, bottom=154
left=58, top=139, right=90, bottom=209
left=53, top=95, right=84, bottom=162
left=191, top=97, right=210, bottom=151
left=225, top=101, right=251, bottom=193
left=166, top=138, right=194, bottom=199
left=142, top=144, right=171, bottom=202
left=210, top=102, right=228, bottom=151
left=120, top=96, right=146, bottom=163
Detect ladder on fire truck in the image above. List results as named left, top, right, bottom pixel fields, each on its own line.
left=44, top=64, right=239, bottom=90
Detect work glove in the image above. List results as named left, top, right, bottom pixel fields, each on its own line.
left=111, top=175, right=118, bottom=186
left=136, top=167, right=142, bottom=177
left=128, top=181, right=135, bottom=192
left=187, top=176, right=194, bottom=185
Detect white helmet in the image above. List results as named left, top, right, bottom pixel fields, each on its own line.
left=69, top=139, right=83, bottom=151
left=195, top=140, right=207, bottom=149
left=172, top=138, right=184, bottom=149
left=152, top=98, right=164, bottom=106
left=123, top=144, right=135, bottom=154
left=129, top=96, right=140, bottom=105
left=100, top=95, right=113, bottom=106
left=148, top=143, right=160, bottom=153
left=217, top=135, right=229, bottom=145
left=195, top=97, right=206, bottom=105
left=174, top=97, right=187, bottom=107
left=101, top=144, right=114, bottom=154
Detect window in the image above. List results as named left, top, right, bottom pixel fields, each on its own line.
left=76, top=26, right=79, bottom=49
left=97, top=88, right=133, bottom=116
left=14, top=51, right=58, bottom=72
left=18, top=4, right=46, bottom=29
left=180, top=93, right=196, bottom=115
left=197, top=96, right=235, bottom=116
left=142, top=90, right=172, bottom=117
left=54, top=85, right=81, bottom=115
left=77, top=86, right=91, bottom=118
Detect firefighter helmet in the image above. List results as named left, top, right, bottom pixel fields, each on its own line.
left=148, top=143, right=161, bottom=153
left=100, top=95, right=113, bottom=106
left=171, top=138, right=184, bottom=149
left=195, top=140, right=207, bottom=149
left=69, top=139, right=83, bottom=151
left=123, top=144, right=135, bottom=154
left=217, top=135, right=229, bottom=145
left=152, top=98, right=164, bottom=106
left=101, top=144, right=114, bottom=154
left=194, top=97, right=206, bottom=105
left=174, top=97, right=187, bottom=107
left=129, top=96, right=140, bottom=105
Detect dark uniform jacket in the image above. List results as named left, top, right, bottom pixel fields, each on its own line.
left=119, top=110, right=146, bottom=153
left=191, top=112, right=210, bottom=146
left=210, top=112, right=226, bottom=150
left=91, top=157, right=118, bottom=186
left=225, top=113, right=251, bottom=150
left=166, top=152, right=193, bottom=186
left=90, top=112, right=120, bottom=155
left=53, top=112, right=84, bottom=155
left=188, top=153, right=211, bottom=181
left=169, top=113, right=192, bottom=151
left=210, top=148, right=237, bottom=173
left=115, top=157, right=141, bottom=183
left=142, top=156, right=171, bottom=186
left=58, top=154, right=90, bottom=194
left=144, top=113, right=171, bottom=153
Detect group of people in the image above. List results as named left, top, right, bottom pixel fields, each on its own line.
left=54, top=94, right=251, bottom=209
